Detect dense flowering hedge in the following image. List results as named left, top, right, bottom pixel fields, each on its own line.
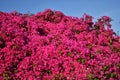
left=0, top=9, right=120, bottom=80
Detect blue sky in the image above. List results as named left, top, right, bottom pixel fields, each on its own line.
left=0, top=0, right=120, bottom=35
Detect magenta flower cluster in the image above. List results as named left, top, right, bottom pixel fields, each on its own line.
left=0, top=9, right=120, bottom=80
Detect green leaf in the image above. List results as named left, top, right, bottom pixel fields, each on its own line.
left=103, top=65, right=109, bottom=71
left=67, top=52, right=72, bottom=56
left=47, top=69, right=52, bottom=75
left=117, top=63, right=120, bottom=68
left=87, top=74, right=93, bottom=80
left=106, top=73, right=118, bottom=79
left=3, top=71, right=9, bottom=80
left=94, top=78, right=99, bottom=80
left=77, top=57, right=86, bottom=64
left=96, top=50, right=101, bottom=54
left=110, top=46, right=114, bottom=51
left=90, top=54, right=94, bottom=59
left=59, top=51, right=63, bottom=55
left=109, top=39, right=113, bottom=45
left=95, top=26, right=100, bottom=30
left=81, top=58, right=86, bottom=64
left=75, top=30, right=81, bottom=34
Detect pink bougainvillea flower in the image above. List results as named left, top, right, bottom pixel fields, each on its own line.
left=0, top=9, right=120, bottom=80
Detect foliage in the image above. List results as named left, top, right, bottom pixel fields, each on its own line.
left=0, top=9, right=120, bottom=80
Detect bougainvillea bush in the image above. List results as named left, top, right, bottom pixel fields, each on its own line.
left=0, top=9, right=120, bottom=80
